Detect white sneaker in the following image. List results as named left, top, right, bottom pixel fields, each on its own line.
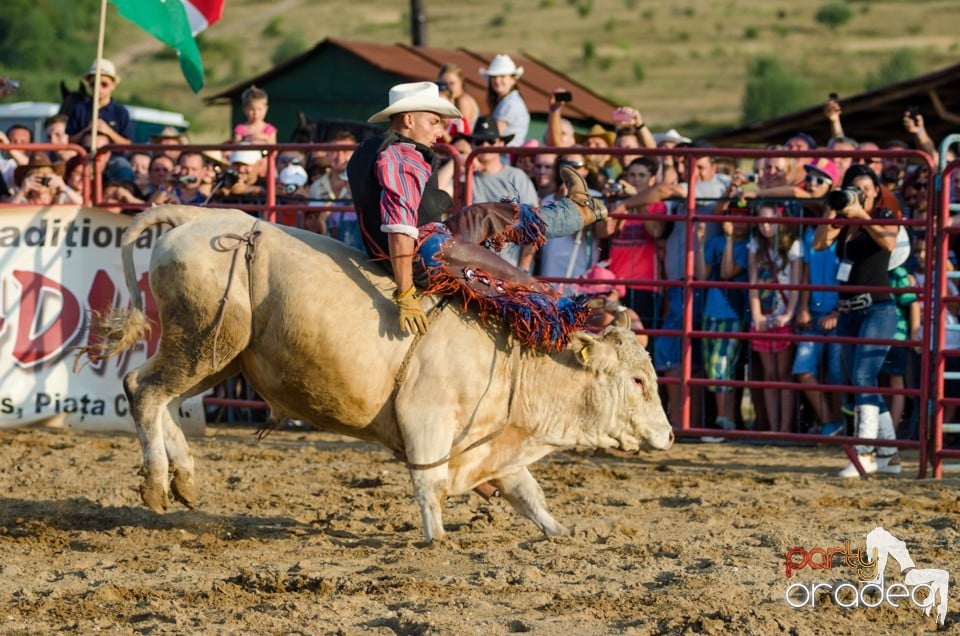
left=839, top=454, right=877, bottom=478
left=877, top=453, right=902, bottom=474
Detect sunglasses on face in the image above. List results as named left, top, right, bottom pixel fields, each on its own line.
left=804, top=174, right=831, bottom=186
left=560, top=160, right=585, bottom=168
left=476, top=139, right=498, bottom=146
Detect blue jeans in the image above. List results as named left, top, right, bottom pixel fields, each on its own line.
left=836, top=301, right=897, bottom=410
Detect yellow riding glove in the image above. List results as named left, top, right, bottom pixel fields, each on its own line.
left=394, top=286, right=428, bottom=335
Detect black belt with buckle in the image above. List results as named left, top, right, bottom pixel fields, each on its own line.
left=837, top=293, right=872, bottom=313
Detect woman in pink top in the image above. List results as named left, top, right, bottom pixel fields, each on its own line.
left=604, top=157, right=672, bottom=330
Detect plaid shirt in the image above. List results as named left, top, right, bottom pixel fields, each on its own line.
left=374, top=141, right=431, bottom=239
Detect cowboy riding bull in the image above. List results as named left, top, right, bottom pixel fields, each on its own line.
left=80, top=202, right=673, bottom=544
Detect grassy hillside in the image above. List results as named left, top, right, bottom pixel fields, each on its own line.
left=36, top=0, right=960, bottom=142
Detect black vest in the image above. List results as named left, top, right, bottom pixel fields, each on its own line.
left=346, top=132, right=453, bottom=260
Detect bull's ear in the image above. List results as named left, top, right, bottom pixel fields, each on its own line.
left=567, top=332, right=597, bottom=365
left=568, top=332, right=617, bottom=372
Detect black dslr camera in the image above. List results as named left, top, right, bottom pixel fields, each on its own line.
left=216, top=167, right=240, bottom=189
left=827, top=185, right=865, bottom=211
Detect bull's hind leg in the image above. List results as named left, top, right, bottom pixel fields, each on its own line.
left=124, top=364, right=176, bottom=512
left=124, top=355, right=239, bottom=513
left=164, top=399, right=196, bottom=507
left=494, top=467, right=568, bottom=537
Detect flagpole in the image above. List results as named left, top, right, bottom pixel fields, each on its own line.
left=90, top=0, right=109, bottom=160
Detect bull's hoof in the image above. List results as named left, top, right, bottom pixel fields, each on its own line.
left=543, top=522, right=570, bottom=538
left=140, top=482, right=170, bottom=513
left=170, top=469, right=197, bottom=509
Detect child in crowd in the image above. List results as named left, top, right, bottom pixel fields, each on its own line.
left=577, top=265, right=647, bottom=348
left=696, top=212, right=750, bottom=436
left=881, top=247, right=920, bottom=436
left=748, top=202, right=802, bottom=433
left=232, top=85, right=277, bottom=144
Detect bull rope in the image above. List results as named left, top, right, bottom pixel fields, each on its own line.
left=210, top=220, right=262, bottom=368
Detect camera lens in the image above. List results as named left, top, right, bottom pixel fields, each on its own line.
left=827, top=187, right=860, bottom=211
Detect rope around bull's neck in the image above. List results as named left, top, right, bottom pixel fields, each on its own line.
left=396, top=316, right=518, bottom=472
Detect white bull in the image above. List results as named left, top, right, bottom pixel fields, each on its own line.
left=83, top=206, right=673, bottom=544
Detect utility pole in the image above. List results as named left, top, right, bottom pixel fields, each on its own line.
left=411, top=0, right=427, bottom=46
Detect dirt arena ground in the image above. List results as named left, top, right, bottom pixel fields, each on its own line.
left=1, top=425, right=956, bottom=635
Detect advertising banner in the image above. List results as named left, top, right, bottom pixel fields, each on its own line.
left=0, top=205, right=204, bottom=435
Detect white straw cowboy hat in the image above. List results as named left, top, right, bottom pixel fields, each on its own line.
left=368, top=82, right=462, bottom=123
left=86, top=58, right=119, bottom=83
left=479, top=54, right=524, bottom=80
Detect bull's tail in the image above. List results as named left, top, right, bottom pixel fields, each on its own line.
left=75, top=206, right=210, bottom=368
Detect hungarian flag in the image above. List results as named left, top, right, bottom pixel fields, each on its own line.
left=109, top=0, right=225, bottom=92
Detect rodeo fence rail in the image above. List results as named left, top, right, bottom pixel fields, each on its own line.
left=932, top=144, right=960, bottom=477
left=465, top=144, right=942, bottom=478
left=1, top=139, right=955, bottom=479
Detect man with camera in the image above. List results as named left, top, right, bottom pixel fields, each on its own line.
left=148, top=151, right=206, bottom=205
left=812, top=164, right=902, bottom=477
left=208, top=149, right=267, bottom=204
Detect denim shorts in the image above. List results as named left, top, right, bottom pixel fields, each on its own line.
left=792, top=313, right=843, bottom=384
left=882, top=343, right=907, bottom=376
left=654, top=287, right=701, bottom=372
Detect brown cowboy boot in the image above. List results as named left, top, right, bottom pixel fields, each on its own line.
left=444, top=201, right=517, bottom=245
left=561, top=165, right=607, bottom=226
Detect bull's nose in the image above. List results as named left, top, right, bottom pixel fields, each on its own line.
left=659, top=429, right=675, bottom=450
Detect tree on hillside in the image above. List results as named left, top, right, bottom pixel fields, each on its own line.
left=814, top=1, right=853, bottom=30
left=865, top=48, right=918, bottom=91
left=0, top=0, right=101, bottom=73
left=742, top=56, right=811, bottom=123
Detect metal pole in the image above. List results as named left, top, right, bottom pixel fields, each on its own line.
left=90, top=0, right=108, bottom=158
left=410, top=0, right=427, bottom=46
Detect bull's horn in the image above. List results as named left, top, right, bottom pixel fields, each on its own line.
left=615, top=309, right=630, bottom=330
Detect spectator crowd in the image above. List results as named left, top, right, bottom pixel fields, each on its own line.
left=3, top=55, right=960, bottom=475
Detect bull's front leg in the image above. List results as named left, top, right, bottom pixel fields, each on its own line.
left=494, top=467, right=568, bottom=537
left=408, top=466, right=448, bottom=545
left=398, top=408, right=456, bottom=545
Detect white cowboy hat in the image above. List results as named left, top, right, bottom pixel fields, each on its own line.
left=653, top=128, right=691, bottom=145
left=479, top=54, right=524, bottom=80
left=368, top=81, right=462, bottom=123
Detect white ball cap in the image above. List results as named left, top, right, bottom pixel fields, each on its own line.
left=229, top=149, right=263, bottom=165
left=278, top=165, right=308, bottom=187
